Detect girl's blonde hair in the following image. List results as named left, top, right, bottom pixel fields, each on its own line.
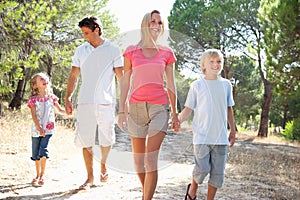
left=200, top=49, right=224, bottom=74
left=138, top=10, right=164, bottom=49
left=29, top=72, right=52, bottom=97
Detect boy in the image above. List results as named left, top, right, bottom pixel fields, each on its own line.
left=179, top=49, right=236, bottom=200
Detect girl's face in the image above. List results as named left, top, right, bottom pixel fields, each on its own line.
left=149, top=12, right=162, bottom=38
left=203, top=56, right=223, bottom=76
left=34, top=75, right=48, bottom=90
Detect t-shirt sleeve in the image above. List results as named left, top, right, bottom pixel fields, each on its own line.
left=184, top=82, right=197, bottom=110
left=71, top=47, right=80, bottom=68
left=51, top=94, right=59, bottom=105
left=113, top=47, right=124, bottom=68
left=166, top=47, right=177, bottom=65
left=227, top=81, right=235, bottom=107
left=123, top=45, right=135, bottom=62
left=27, top=96, right=36, bottom=108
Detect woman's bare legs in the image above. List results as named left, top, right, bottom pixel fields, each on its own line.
left=131, top=131, right=165, bottom=200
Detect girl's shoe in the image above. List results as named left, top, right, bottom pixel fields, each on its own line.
left=38, top=178, right=45, bottom=186
left=31, top=178, right=38, bottom=186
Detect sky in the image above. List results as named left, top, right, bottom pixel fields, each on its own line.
left=107, top=0, right=176, bottom=33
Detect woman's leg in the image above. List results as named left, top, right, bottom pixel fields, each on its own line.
left=143, top=131, right=165, bottom=200
left=131, top=138, right=146, bottom=190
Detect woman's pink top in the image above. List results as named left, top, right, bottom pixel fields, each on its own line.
left=123, top=45, right=176, bottom=104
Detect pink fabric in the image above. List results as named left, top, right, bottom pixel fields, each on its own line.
left=123, top=45, right=176, bottom=104
left=27, top=94, right=58, bottom=108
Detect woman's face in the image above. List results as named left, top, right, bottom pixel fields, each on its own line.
left=149, top=12, right=162, bottom=38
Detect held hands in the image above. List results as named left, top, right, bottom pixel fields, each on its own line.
left=170, top=114, right=180, bottom=132
left=117, top=112, right=128, bottom=132
left=65, top=98, right=73, bottom=115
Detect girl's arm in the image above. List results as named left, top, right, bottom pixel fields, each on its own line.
left=165, top=62, right=180, bottom=132
left=117, top=57, right=131, bottom=132
left=29, top=107, right=45, bottom=136
left=54, top=103, right=66, bottom=115
left=178, top=107, right=193, bottom=123
left=227, top=106, right=236, bottom=147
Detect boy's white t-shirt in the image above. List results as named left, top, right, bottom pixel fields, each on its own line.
left=72, top=40, right=123, bottom=104
left=184, top=77, right=235, bottom=145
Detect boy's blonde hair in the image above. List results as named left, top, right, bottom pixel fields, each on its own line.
left=30, top=72, right=51, bottom=97
left=200, top=49, right=224, bottom=74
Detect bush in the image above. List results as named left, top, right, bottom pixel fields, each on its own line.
left=282, top=119, right=300, bottom=141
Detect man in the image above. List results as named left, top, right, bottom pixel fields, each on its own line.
left=65, top=16, right=123, bottom=190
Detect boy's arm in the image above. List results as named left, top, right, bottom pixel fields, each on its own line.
left=178, top=107, right=193, bottom=123
left=228, top=106, right=236, bottom=147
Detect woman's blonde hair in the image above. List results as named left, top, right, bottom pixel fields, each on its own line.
left=200, top=49, right=224, bottom=74
left=29, top=72, right=52, bottom=97
left=139, top=10, right=164, bottom=48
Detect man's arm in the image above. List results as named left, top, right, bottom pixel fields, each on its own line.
left=65, top=66, right=80, bottom=115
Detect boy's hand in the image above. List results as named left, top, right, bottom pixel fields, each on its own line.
left=228, top=131, right=236, bottom=147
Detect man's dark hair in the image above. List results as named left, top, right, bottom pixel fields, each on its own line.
left=78, top=16, right=102, bottom=36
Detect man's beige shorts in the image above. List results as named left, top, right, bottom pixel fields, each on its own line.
left=74, top=104, right=115, bottom=147
left=127, top=103, right=170, bottom=138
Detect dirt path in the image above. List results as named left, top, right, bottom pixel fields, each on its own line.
left=1, top=122, right=300, bottom=199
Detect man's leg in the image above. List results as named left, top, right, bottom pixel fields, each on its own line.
left=82, top=147, right=94, bottom=185
left=100, top=145, right=111, bottom=182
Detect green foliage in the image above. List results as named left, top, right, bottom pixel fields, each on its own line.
left=282, top=119, right=300, bottom=141
left=0, top=0, right=120, bottom=106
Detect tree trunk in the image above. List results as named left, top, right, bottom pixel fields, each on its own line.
left=257, top=80, right=272, bottom=137
left=9, top=67, right=26, bottom=110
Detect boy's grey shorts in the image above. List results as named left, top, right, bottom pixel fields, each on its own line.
left=193, top=144, right=228, bottom=188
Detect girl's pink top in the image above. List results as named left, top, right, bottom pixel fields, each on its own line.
left=123, top=45, right=176, bottom=104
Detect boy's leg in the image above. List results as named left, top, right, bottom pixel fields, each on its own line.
left=100, top=145, right=111, bottom=182
left=207, top=184, right=217, bottom=200
left=186, top=178, right=198, bottom=200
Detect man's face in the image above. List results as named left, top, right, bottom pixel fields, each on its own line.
left=81, top=26, right=98, bottom=43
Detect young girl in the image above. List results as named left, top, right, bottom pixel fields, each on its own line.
left=27, top=72, right=65, bottom=186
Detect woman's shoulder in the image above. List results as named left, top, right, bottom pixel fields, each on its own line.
left=159, top=45, right=174, bottom=53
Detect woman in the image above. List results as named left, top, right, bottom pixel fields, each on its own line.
left=118, top=10, right=180, bottom=200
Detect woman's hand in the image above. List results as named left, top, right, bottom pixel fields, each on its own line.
left=117, top=112, right=128, bottom=132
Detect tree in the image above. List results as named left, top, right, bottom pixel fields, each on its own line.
left=259, top=0, right=300, bottom=129
left=0, top=0, right=119, bottom=110
left=169, top=0, right=274, bottom=137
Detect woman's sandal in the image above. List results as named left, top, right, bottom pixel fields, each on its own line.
left=185, top=184, right=197, bottom=200
left=100, top=172, right=108, bottom=182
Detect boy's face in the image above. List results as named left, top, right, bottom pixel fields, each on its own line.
left=203, top=56, right=223, bottom=76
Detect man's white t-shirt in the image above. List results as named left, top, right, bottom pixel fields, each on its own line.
left=184, top=77, right=235, bottom=145
left=72, top=40, right=123, bottom=104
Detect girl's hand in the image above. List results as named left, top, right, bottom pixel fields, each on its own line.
left=38, top=127, right=46, bottom=137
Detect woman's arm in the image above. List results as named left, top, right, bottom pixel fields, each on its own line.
left=117, top=57, right=132, bottom=132
left=165, top=62, right=180, bottom=131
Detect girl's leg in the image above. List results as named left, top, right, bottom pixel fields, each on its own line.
left=131, top=138, right=146, bottom=190
left=143, top=131, right=165, bottom=200
left=40, top=157, right=46, bottom=179
left=35, top=160, right=41, bottom=179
